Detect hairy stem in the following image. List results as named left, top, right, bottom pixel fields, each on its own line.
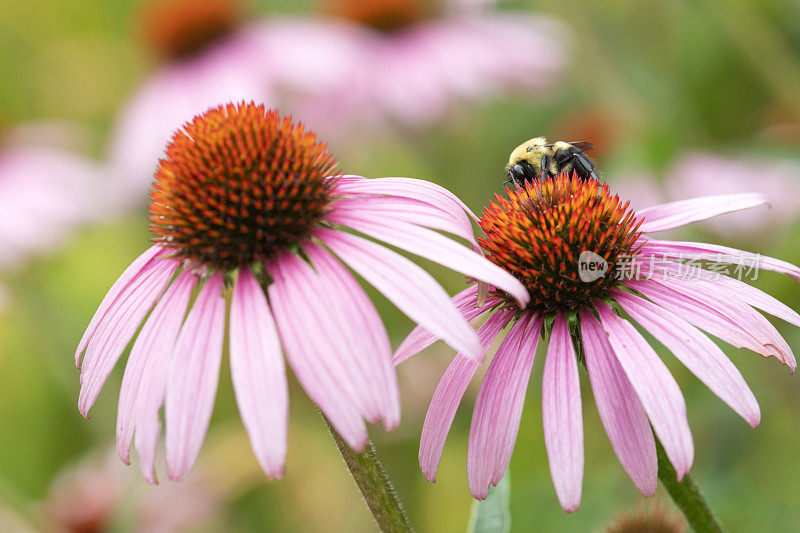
left=656, top=439, right=724, bottom=533
left=325, top=417, right=413, bottom=532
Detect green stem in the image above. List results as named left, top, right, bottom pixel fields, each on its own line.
left=655, top=439, right=724, bottom=533
left=324, top=417, right=413, bottom=533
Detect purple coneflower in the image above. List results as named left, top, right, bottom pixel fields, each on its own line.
left=77, top=101, right=527, bottom=483
left=396, top=173, right=799, bottom=512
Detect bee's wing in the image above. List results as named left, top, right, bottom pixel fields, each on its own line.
left=570, top=141, right=595, bottom=152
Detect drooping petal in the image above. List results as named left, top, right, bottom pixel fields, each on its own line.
left=467, top=312, right=543, bottom=500
left=629, top=277, right=795, bottom=370
left=230, top=268, right=289, bottom=479
left=332, top=175, right=479, bottom=221
left=327, top=210, right=529, bottom=307
left=541, top=313, right=583, bottom=512
left=78, top=258, right=178, bottom=417
left=615, top=290, right=760, bottom=427
left=655, top=276, right=794, bottom=367
left=305, top=242, right=400, bottom=430
left=116, top=269, right=195, bottom=473
left=267, top=252, right=368, bottom=450
left=639, top=239, right=800, bottom=282
left=330, top=195, right=478, bottom=246
left=419, top=310, right=515, bottom=482
left=637, top=193, right=769, bottom=233
left=317, top=227, right=484, bottom=362
left=635, top=257, right=800, bottom=328
left=76, top=245, right=165, bottom=365
left=580, top=311, right=657, bottom=496
left=131, top=272, right=196, bottom=485
left=165, top=273, right=226, bottom=481
left=597, top=304, right=694, bottom=480
left=627, top=279, right=784, bottom=364
left=394, top=286, right=501, bottom=365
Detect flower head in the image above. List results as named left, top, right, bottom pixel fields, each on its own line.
left=77, top=102, right=526, bottom=483
left=397, top=173, right=799, bottom=512
left=149, top=104, right=336, bottom=268
left=480, top=175, right=642, bottom=312
left=326, top=0, right=432, bottom=33
left=139, top=0, right=242, bottom=60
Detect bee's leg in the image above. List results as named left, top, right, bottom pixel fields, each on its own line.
left=571, top=152, right=597, bottom=180
left=540, top=154, right=551, bottom=179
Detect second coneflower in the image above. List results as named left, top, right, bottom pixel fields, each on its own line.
left=396, top=173, right=799, bottom=512
left=77, top=101, right=527, bottom=483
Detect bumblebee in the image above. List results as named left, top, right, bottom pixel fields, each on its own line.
left=505, top=137, right=597, bottom=185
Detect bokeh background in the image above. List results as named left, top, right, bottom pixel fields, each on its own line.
left=1, top=0, right=799, bottom=531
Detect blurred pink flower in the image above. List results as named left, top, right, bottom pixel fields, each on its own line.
left=0, top=123, right=103, bottom=270
left=108, top=0, right=568, bottom=205
left=397, top=175, right=798, bottom=512
left=0, top=122, right=105, bottom=309
left=78, top=102, right=526, bottom=483
left=42, top=452, right=129, bottom=533
left=666, top=151, right=800, bottom=237
left=256, top=0, right=568, bottom=131
left=40, top=450, right=223, bottom=533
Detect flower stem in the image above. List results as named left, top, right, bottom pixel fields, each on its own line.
left=324, top=417, right=413, bottom=532
left=655, top=438, right=724, bottom=533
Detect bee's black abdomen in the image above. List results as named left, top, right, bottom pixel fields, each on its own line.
left=557, top=147, right=596, bottom=180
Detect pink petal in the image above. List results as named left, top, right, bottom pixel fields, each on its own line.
left=489, top=316, right=544, bottom=488
left=597, top=304, right=694, bottom=480
left=627, top=279, right=787, bottom=365
left=636, top=257, right=800, bottom=328
left=230, top=268, right=289, bottom=479
left=305, top=242, right=400, bottom=430
left=116, top=270, right=195, bottom=473
left=637, top=193, right=769, bottom=233
left=419, top=309, right=515, bottom=482
left=541, top=314, right=583, bottom=512
left=330, top=195, right=478, bottom=247
left=76, top=245, right=165, bottom=365
left=318, top=227, right=484, bottom=362
left=78, top=258, right=177, bottom=417
left=615, top=290, right=760, bottom=427
left=327, top=210, right=529, bottom=307
left=580, top=311, right=657, bottom=496
left=267, top=253, right=368, bottom=450
left=631, top=277, right=795, bottom=370
left=394, top=286, right=501, bottom=365
left=640, top=239, right=800, bottom=282
left=132, top=273, right=197, bottom=484
left=165, top=273, right=226, bottom=481
left=467, top=312, right=543, bottom=500
left=332, top=176, right=479, bottom=222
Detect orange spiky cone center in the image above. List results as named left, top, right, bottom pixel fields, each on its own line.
left=139, top=0, right=241, bottom=60
left=325, top=0, right=433, bottom=32
left=479, top=174, right=643, bottom=313
left=149, top=102, right=338, bottom=270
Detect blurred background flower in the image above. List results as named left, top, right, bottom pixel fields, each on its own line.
left=0, top=0, right=799, bottom=531
left=0, top=121, right=106, bottom=311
